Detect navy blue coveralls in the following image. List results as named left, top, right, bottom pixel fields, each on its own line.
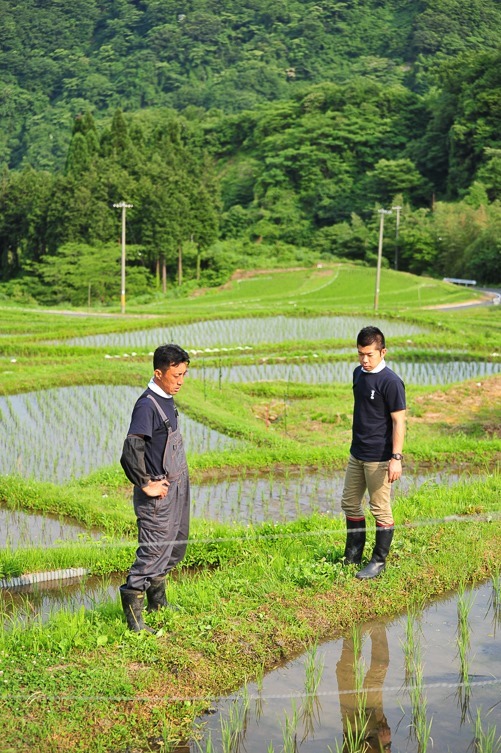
left=122, top=390, right=190, bottom=592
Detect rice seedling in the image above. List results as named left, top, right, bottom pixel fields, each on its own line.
left=280, top=702, right=300, bottom=753
left=456, top=582, right=475, bottom=723
left=300, top=643, right=324, bottom=740
left=473, top=708, right=501, bottom=753
left=406, top=627, right=433, bottom=753
left=487, top=570, right=501, bottom=635
left=332, top=626, right=370, bottom=753
left=220, top=689, right=249, bottom=753
left=401, top=604, right=423, bottom=684
left=195, top=731, right=216, bottom=753
left=254, top=663, right=266, bottom=720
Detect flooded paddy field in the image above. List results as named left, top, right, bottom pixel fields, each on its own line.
left=191, top=580, right=500, bottom=753
left=193, top=359, right=501, bottom=386
left=0, top=465, right=480, bottom=545
left=60, top=316, right=427, bottom=349
left=190, top=466, right=480, bottom=523
left=0, top=572, right=123, bottom=626
left=0, top=385, right=244, bottom=483
left=0, top=465, right=484, bottom=622
left=0, top=506, right=101, bottom=549
left=0, top=366, right=498, bottom=484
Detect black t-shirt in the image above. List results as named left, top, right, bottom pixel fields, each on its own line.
left=127, top=388, right=178, bottom=477
left=349, top=365, right=406, bottom=462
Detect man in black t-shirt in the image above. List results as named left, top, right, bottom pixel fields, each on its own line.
left=119, top=343, right=191, bottom=632
left=341, top=326, right=406, bottom=579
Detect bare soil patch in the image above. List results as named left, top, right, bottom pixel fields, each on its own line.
left=410, top=375, right=501, bottom=436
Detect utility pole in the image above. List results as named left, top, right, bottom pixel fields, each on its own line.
left=392, top=205, right=402, bottom=271
left=374, top=208, right=392, bottom=312
left=113, top=201, right=133, bottom=314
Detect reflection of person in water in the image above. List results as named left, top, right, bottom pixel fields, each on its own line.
left=336, top=624, right=391, bottom=752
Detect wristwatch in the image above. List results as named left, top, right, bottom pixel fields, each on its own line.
left=391, top=453, right=404, bottom=461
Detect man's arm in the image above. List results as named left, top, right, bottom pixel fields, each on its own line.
left=388, top=409, right=406, bottom=483
left=120, top=434, right=169, bottom=498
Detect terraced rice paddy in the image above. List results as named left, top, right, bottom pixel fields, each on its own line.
left=60, top=316, right=427, bottom=349
left=192, top=359, right=501, bottom=386
left=0, top=385, right=244, bottom=482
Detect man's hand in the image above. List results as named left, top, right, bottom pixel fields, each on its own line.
left=142, top=479, right=170, bottom=498
left=388, top=458, right=402, bottom=483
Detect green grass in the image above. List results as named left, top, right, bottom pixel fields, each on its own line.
left=164, top=264, right=483, bottom=312
left=0, top=477, right=499, bottom=752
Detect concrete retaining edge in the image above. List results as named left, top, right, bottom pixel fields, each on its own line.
left=0, top=568, right=89, bottom=589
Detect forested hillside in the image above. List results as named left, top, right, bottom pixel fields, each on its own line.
left=1, top=0, right=500, bottom=303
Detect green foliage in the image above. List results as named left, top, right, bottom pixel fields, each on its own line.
left=28, top=242, right=154, bottom=306
left=1, top=3, right=501, bottom=294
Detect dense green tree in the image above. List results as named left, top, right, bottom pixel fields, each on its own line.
left=29, top=241, right=154, bottom=306
left=3, top=0, right=501, bottom=171
left=476, top=149, right=501, bottom=202
left=364, top=159, right=429, bottom=206
left=312, top=214, right=372, bottom=262
left=463, top=208, right=501, bottom=284
left=397, top=209, right=438, bottom=276
left=0, top=168, right=53, bottom=276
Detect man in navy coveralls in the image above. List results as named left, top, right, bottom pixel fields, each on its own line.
left=120, top=343, right=190, bottom=631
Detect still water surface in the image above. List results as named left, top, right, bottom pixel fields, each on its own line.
left=192, top=581, right=500, bottom=753
left=0, top=507, right=98, bottom=548
left=61, top=316, right=427, bottom=349
left=193, top=359, right=501, bottom=385
left=0, top=385, right=243, bottom=482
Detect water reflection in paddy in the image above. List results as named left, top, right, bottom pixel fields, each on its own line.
left=192, top=580, right=500, bottom=753
left=0, top=573, right=123, bottom=626
left=62, top=316, right=427, bottom=349
left=0, top=506, right=100, bottom=548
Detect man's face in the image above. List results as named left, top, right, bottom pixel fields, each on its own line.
left=357, top=342, right=386, bottom=371
left=154, top=362, right=188, bottom=395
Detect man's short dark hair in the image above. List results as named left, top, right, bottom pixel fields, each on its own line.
left=153, top=343, right=190, bottom=371
left=357, top=326, right=386, bottom=350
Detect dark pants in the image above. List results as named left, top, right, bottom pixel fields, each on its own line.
left=126, top=468, right=190, bottom=591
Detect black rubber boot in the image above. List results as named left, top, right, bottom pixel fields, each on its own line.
left=120, top=585, right=155, bottom=633
left=146, top=577, right=180, bottom=613
left=343, top=516, right=366, bottom=565
left=356, top=527, right=394, bottom=580
left=146, top=577, right=168, bottom=612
